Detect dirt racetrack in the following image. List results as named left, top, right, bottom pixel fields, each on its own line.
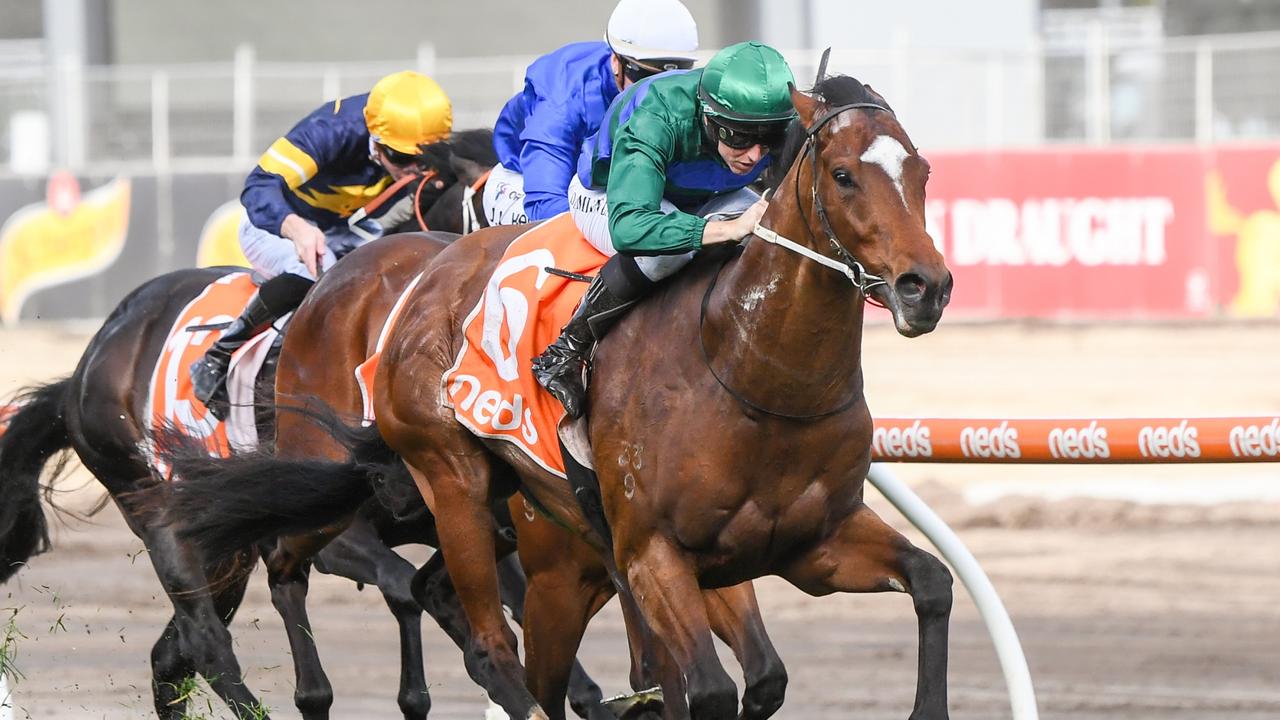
left=2, top=320, right=1278, bottom=719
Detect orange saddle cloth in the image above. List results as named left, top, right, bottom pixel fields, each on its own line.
left=441, top=213, right=607, bottom=477
left=145, top=272, right=279, bottom=471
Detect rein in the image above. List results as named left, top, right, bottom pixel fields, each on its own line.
left=697, top=101, right=894, bottom=420
left=350, top=170, right=437, bottom=237
left=461, top=168, right=492, bottom=235
left=756, top=102, right=893, bottom=301
left=413, top=169, right=439, bottom=231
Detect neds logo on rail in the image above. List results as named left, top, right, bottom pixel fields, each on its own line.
left=961, top=421, right=1020, bottom=459
left=1230, top=418, right=1280, bottom=458
left=873, top=420, right=932, bottom=458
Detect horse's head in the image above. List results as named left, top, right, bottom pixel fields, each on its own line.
left=781, top=77, right=952, bottom=336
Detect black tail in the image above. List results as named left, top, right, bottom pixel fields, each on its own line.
left=155, top=405, right=399, bottom=561
left=0, top=379, right=72, bottom=583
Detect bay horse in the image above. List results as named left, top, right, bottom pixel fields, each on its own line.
left=158, top=75, right=951, bottom=718
left=370, top=76, right=954, bottom=719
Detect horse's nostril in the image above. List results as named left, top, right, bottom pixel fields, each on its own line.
left=894, top=273, right=927, bottom=302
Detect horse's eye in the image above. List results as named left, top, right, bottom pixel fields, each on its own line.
left=832, top=169, right=856, bottom=188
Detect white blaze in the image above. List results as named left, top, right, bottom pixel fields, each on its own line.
left=860, top=135, right=910, bottom=210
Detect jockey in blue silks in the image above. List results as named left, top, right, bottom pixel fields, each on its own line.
left=483, top=0, right=700, bottom=226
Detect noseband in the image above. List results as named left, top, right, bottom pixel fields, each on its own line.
left=754, top=101, right=894, bottom=299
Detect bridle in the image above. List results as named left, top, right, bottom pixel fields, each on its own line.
left=754, top=101, right=893, bottom=301
left=697, top=99, right=898, bottom=421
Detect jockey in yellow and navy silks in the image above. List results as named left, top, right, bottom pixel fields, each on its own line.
left=482, top=0, right=698, bottom=226
left=189, top=70, right=452, bottom=418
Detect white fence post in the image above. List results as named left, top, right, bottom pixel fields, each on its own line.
left=417, top=42, right=437, bottom=77
left=1194, top=40, right=1214, bottom=145
left=985, top=53, right=1005, bottom=147
left=150, top=70, right=170, bottom=172
left=867, top=463, right=1039, bottom=720
left=233, top=44, right=255, bottom=165
left=322, top=66, right=341, bottom=104
left=890, top=28, right=911, bottom=122
left=1086, top=20, right=1111, bottom=144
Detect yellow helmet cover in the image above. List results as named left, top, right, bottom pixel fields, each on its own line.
left=364, top=70, right=453, bottom=155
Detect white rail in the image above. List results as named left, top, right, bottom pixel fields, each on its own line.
left=867, top=463, right=1039, bottom=720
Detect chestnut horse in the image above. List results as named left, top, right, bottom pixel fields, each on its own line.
left=160, top=75, right=952, bottom=719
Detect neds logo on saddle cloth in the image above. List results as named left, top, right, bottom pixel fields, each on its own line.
left=144, top=273, right=278, bottom=472
left=441, top=214, right=607, bottom=478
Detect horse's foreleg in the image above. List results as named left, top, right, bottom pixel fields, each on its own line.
left=619, top=537, right=738, bottom=720
left=264, top=530, right=339, bottom=720
left=400, top=451, right=545, bottom=718
left=616, top=582, right=685, bottom=719
left=513, top=508, right=615, bottom=720
left=312, top=513, right=430, bottom=720
left=703, top=583, right=787, bottom=720
left=782, top=501, right=952, bottom=720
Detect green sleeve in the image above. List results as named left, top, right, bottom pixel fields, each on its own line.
left=605, top=110, right=707, bottom=255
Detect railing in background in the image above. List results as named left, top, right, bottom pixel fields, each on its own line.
left=5, top=30, right=1280, bottom=176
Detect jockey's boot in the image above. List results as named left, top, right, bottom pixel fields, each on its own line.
left=190, top=272, right=313, bottom=419
left=189, top=292, right=273, bottom=417
left=532, top=272, right=636, bottom=418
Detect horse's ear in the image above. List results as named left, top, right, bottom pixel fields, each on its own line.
left=863, top=83, right=894, bottom=113
left=789, top=83, right=823, bottom=129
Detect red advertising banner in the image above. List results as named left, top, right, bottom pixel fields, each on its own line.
left=921, top=144, right=1280, bottom=319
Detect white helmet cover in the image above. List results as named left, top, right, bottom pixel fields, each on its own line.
left=606, top=0, right=699, bottom=62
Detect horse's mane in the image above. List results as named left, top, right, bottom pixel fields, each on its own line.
left=417, top=128, right=498, bottom=177
left=448, top=128, right=499, bottom=168
left=765, top=75, right=891, bottom=193
left=417, top=138, right=457, bottom=178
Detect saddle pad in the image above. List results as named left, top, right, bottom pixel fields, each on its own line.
left=442, top=213, right=607, bottom=477
left=145, top=272, right=278, bottom=471
left=355, top=270, right=427, bottom=425
left=0, top=403, right=16, bottom=440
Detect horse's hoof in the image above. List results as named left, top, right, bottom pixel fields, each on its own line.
left=601, top=687, right=664, bottom=719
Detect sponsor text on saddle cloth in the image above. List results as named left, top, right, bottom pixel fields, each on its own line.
left=443, top=214, right=606, bottom=476
left=145, top=272, right=279, bottom=469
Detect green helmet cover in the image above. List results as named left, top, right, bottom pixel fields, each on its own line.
left=698, top=42, right=797, bottom=123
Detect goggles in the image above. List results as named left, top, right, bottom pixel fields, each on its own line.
left=706, top=116, right=790, bottom=151
left=620, top=56, right=696, bottom=83
left=378, top=143, right=424, bottom=168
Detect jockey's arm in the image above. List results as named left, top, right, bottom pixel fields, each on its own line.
left=605, top=110, right=761, bottom=253
left=240, top=101, right=356, bottom=236
left=605, top=110, right=708, bottom=255
left=701, top=200, right=767, bottom=246
left=518, top=100, right=581, bottom=221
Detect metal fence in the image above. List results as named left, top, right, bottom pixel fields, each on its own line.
left=4, top=31, right=1280, bottom=177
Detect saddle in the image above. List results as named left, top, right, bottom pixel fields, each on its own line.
left=145, top=273, right=284, bottom=470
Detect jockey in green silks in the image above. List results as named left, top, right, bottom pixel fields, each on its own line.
left=532, top=41, right=798, bottom=418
